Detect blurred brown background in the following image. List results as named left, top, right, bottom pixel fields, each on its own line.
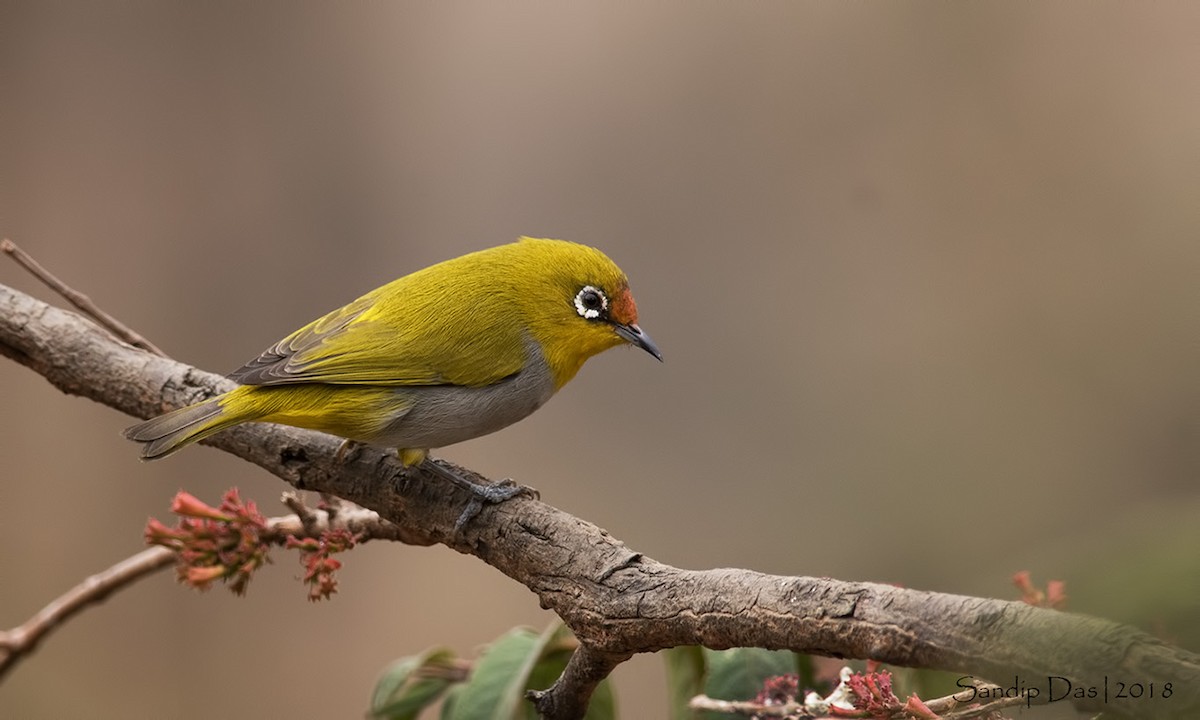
left=2, top=3, right=1197, bottom=718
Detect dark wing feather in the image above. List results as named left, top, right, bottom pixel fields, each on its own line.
left=228, top=294, right=373, bottom=385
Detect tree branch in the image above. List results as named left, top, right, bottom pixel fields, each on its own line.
left=0, top=547, right=174, bottom=681
left=0, top=495, right=399, bottom=680
left=1, top=238, right=165, bottom=356
left=2, top=279, right=1197, bottom=720
left=528, top=644, right=631, bottom=718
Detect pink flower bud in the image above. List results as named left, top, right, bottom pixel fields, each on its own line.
left=171, top=491, right=233, bottom=521
left=185, top=565, right=227, bottom=589
left=144, top=518, right=185, bottom=547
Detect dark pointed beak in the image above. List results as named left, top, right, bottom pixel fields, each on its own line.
left=613, top=322, right=663, bottom=361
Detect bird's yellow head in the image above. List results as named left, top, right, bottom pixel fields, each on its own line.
left=497, top=237, right=661, bottom=388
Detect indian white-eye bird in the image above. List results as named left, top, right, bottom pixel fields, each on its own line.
left=124, top=237, right=661, bottom=523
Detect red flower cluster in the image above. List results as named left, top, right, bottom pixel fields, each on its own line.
left=286, top=528, right=359, bottom=602
left=754, top=672, right=800, bottom=705
left=832, top=668, right=900, bottom=718
left=145, top=489, right=270, bottom=595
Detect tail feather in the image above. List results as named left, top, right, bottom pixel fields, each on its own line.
left=124, top=397, right=239, bottom=460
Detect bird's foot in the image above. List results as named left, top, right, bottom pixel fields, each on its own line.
left=419, top=459, right=538, bottom=532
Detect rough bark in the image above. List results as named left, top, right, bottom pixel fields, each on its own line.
left=3, top=281, right=1197, bottom=720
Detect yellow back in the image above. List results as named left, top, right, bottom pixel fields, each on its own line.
left=229, top=238, right=634, bottom=390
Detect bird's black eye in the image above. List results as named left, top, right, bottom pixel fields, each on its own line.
left=574, top=285, right=608, bottom=320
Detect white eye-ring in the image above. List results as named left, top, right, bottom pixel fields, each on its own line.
left=574, top=285, right=608, bottom=320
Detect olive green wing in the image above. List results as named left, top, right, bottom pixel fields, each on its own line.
left=227, top=285, right=526, bottom=388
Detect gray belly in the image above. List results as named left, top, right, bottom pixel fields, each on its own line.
left=369, top=340, right=557, bottom=451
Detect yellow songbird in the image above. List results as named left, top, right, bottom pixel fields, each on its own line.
left=125, top=237, right=661, bottom=522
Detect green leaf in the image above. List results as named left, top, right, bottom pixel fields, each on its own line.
left=448, top=627, right=542, bottom=720
left=703, top=648, right=797, bottom=702
left=370, top=647, right=460, bottom=720
left=440, top=684, right=464, bottom=720
left=662, top=647, right=706, bottom=720
left=523, top=622, right=577, bottom=696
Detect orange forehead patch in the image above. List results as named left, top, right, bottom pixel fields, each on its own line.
left=609, top=284, right=639, bottom=326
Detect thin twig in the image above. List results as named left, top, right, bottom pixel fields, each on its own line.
left=282, top=491, right=321, bottom=535
left=927, top=681, right=1036, bottom=718
left=0, top=501, right=402, bottom=682
left=1, top=238, right=165, bottom=356
left=0, top=546, right=175, bottom=681
left=687, top=695, right=802, bottom=717
left=688, top=682, right=1033, bottom=719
